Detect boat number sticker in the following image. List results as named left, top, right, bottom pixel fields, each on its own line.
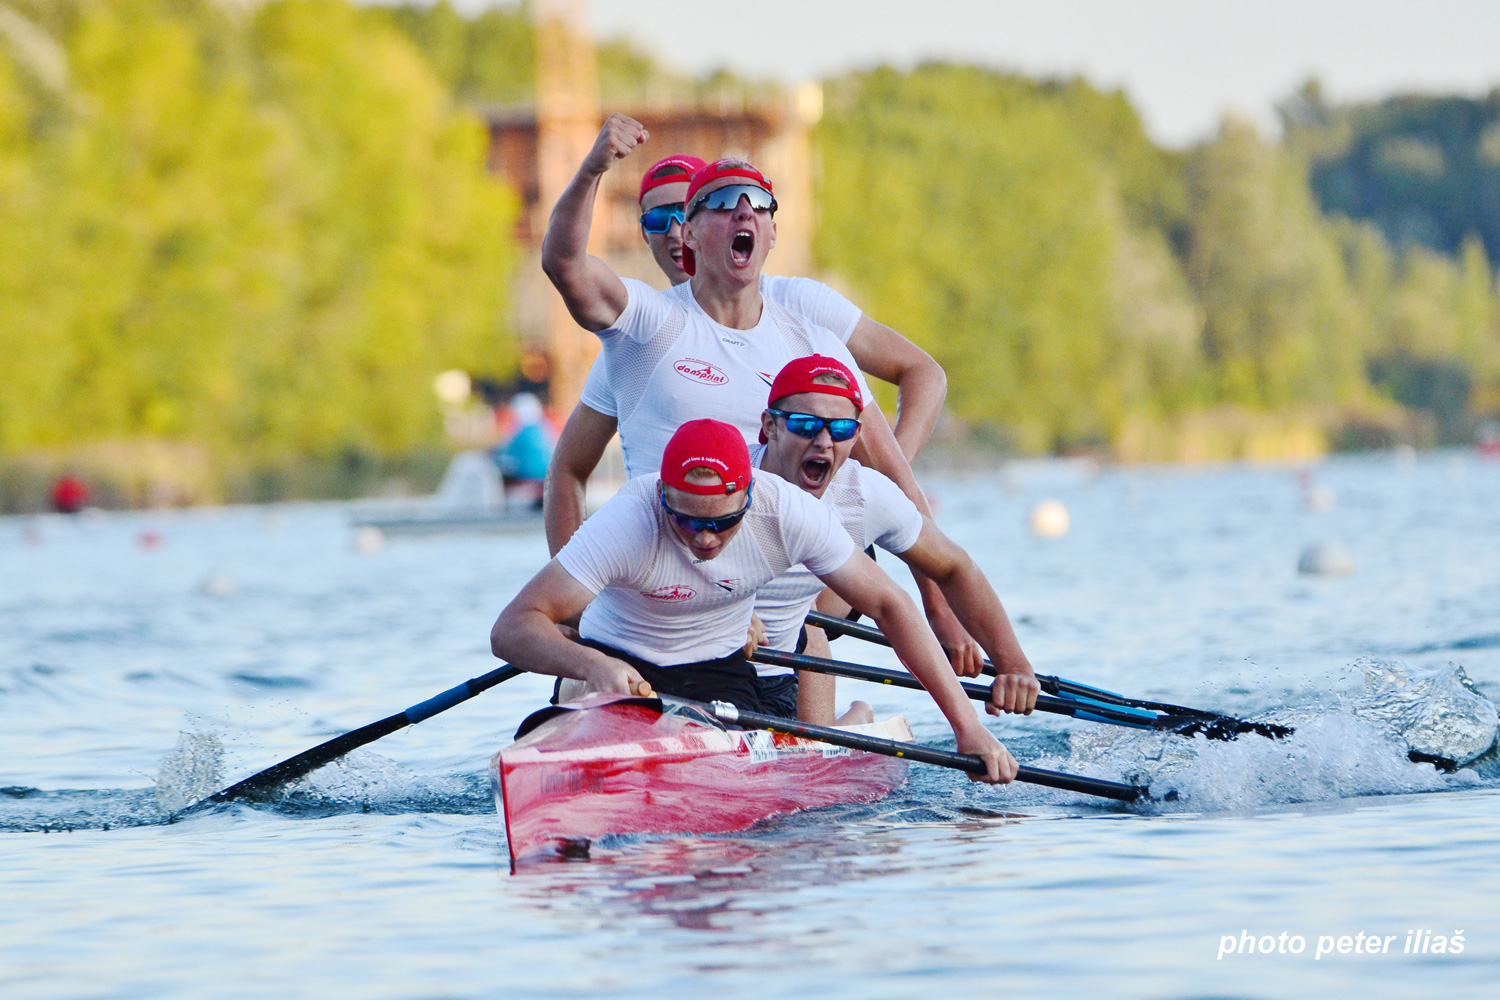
left=820, top=743, right=851, bottom=758
left=744, top=730, right=778, bottom=765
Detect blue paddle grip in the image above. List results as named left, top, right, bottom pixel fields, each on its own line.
left=404, top=681, right=474, bottom=724
left=1075, top=709, right=1158, bottom=730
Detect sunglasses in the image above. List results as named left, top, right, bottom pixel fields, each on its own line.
left=640, top=203, right=685, bottom=234
left=767, top=408, right=861, bottom=442
left=659, top=482, right=754, bottom=534
left=686, top=184, right=778, bottom=219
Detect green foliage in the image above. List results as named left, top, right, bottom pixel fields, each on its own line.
left=0, top=0, right=518, bottom=466
left=816, top=64, right=1202, bottom=451
left=818, top=67, right=1500, bottom=452
left=1284, top=83, right=1500, bottom=261
left=1181, top=117, right=1366, bottom=409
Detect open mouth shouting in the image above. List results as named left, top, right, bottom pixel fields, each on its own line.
left=799, top=456, right=832, bottom=489
left=730, top=229, right=755, bottom=266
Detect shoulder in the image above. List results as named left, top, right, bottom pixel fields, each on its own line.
left=601, top=278, right=684, bottom=341
left=761, top=275, right=861, bottom=343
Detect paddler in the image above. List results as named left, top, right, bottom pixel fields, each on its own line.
left=540, top=113, right=988, bottom=673
left=490, top=419, right=1019, bottom=783
left=753, top=355, right=1042, bottom=724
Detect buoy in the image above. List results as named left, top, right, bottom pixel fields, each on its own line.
left=353, top=525, right=385, bottom=554
left=51, top=476, right=89, bottom=514
left=1029, top=499, right=1069, bottom=538
left=1298, top=541, right=1355, bottom=576
left=137, top=529, right=164, bottom=550
left=1303, top=484, right=1335, bottom=511
left=198, top=574, right=238, bottom=598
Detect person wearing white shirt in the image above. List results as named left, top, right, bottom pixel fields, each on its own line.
left=490, top=418, right=1019, bottom=784
left=540, top=114, right=988, bottom=675
left=751, top=355, right=1042, bottom=725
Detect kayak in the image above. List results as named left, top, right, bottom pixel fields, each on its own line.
left=492, top=693, right=913, bottom=865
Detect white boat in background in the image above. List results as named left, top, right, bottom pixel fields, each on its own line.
left=348, top=448, right=626, bottom=538
left=349, top=451, right=543, bottom=537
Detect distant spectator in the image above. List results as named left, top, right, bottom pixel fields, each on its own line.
left=494, top=393, right=556, bottom=507
left=51, top=476, right=89, bottom=514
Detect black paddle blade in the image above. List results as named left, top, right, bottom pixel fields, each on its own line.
left=1167, top=716, right=1295, bottom=742
left=185, top=712, right=411, bottom=812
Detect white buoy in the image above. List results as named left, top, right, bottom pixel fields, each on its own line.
left=1303, top=484, right=1336, bottom=511
left=1029, top=499, right=1070, bottom=538
left=353, top=525, right=385, bottom=554
left=198, top=574, right=238, bottom=598
left=1298, top=541, right=1355, bottom=576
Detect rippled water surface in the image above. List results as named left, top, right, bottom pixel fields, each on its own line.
left=3, top=453, right=1499, bottom=998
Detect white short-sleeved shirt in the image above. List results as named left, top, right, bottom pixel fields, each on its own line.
left=582, top=274, right=876, bottom=446
left=556, top=469, right=856, bottom=666
left=749, top=446, right=926, bottom=672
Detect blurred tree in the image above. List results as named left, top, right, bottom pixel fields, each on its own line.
left=0, top=0, right=519, bottom=471
left=816, top=64, right=1200, bottom=451
left=1182, top=116, right=1367, bottom=410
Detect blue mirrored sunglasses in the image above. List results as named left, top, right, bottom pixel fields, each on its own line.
left=640, top=203, right=685, bottom=234
left=767, top=408, right=861, bottom=442
left=659, top=481, right=754, bottom=534
left=686, top=184, right=778, bottom=219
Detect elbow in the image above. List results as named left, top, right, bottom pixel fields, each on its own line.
left=490, top=608, right=520, bottom=661
left=921, top=354, right=948, bottom=402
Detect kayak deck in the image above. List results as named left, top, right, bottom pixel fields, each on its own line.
left=493, top=694, right=912, bottom=865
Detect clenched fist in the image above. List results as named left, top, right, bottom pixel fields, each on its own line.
left=582, top=113, right=649, bottom=176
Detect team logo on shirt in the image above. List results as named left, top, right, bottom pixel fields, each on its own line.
left=756, top=372, right=775, bottom=386
left=673, top=358, right=728, bottom=385
left=641, top=584, right=697, bottom=602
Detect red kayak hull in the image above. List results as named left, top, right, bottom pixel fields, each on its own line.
left=493, top=695, right=911, bottom=865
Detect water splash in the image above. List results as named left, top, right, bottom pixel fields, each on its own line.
left=154, top=729, right=224, bottom=814
left=1348, top=657, right=1498, bottom=767
left=1028, top=658, right=1500, bottom=811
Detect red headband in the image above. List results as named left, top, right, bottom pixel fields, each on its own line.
left=660, top=419, right=752, bottom=495
left=639, top=155, right=707, bottom=202
left=759, top=355, right=864, bottom=443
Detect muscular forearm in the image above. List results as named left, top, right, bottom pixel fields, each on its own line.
left=543, top=472, right=587, bottom=557
left=543, top=404, right=617, bottom=555
left=854, top=405, right=935, bottom=519
left=867, top=589, right=984, bottom=735
left=890, top=362, right=946, bottom=461
left=932, top=557, right=1032, bottom=675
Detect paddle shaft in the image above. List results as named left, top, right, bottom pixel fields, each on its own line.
left=804, top=609, right=1263, bottom=725
left=686, top=698, right=1145, bottom=803
left=189, top=664, right=523, bottom=810
left=753, top=648, right=1168, bottom=732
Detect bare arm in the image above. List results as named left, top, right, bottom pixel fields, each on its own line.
left=818, top=551, right=1017, bottom=783
left=538, top=113, right=648, bottom=332
left=544, top=403, right=618, bottom=555
left=490, top=561, right=650, bottom=695
left=898, top=520, right=1040, bottom=715
left=845, top=315, right=946, bottom=462
left=851, top=406, right=986, bottom=677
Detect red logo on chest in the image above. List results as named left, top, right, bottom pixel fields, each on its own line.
left=641, top=584, right=697, bottom=602
left=673, top=358, right=728, bottom=385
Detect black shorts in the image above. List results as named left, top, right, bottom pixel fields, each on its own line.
left=757, top=673, right=798, bottom=718
left=572, top=640, right=774, bottom=714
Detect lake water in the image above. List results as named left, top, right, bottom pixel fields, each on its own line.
left=3, top=452, right=1498, bottom=999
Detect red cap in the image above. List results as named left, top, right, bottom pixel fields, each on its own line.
left=684, top=158, right=774, bottom=212
left=768, top=355, right=863, bottom=411
left=681, top=159, right=775, bottom=277
left=639, top=155, right=707, bottom=202
left=660, top=419, right=753, bottom=495
left=760, top=355, right=864, bottom=443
